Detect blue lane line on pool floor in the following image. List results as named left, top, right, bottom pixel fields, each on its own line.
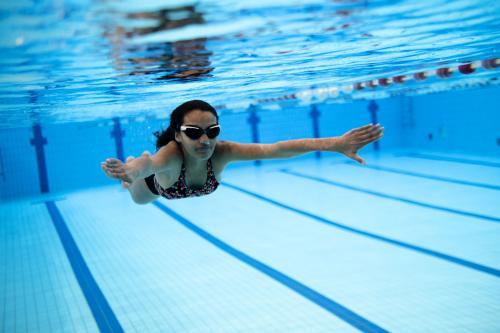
left=152, top=201, right=388, bottom=333
left=280, top=169, right=500, bottom=223
left=342, top=160, right=500, bottom=191
left=402, top=153, right=500, bottom=168
left=221, top=182, right=500, bottom=279
left=45, top=201, right=124, bottom=333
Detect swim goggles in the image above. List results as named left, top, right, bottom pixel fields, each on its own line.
left=180, top=124, right=221, bottom=140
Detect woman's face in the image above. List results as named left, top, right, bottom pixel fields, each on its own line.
left=175, top=109, right=218, bottom=160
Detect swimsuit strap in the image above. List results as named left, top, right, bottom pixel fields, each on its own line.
left=179, top=162, right=187, bottom=181
left=207, top=159, right=218, bottom=182
left=207, top=158, right=214, bottom=175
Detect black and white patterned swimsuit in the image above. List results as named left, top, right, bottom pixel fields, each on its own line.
left=144, top=159, right=219, bottom=199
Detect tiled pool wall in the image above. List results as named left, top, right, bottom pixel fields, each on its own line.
left=0, top=85, right=498, bottom=201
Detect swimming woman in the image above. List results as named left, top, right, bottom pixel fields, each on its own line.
left=101, top=100, right=384, bottom=203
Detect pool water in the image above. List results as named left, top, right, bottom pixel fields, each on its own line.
left=1, top=0, right=500, bottom=332
left=1, top=0, right=499, bottom=127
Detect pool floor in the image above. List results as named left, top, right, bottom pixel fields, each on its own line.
left=1, top=151, right=500, bottom=332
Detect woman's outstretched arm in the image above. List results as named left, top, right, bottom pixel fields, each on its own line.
left=101, top=141, right=181, bottom=184
left=219, top=123, right=384, bottom=165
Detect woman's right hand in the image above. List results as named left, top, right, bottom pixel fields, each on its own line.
left=101, top=157, right=137, bottom=185
left=101, top=151, right=151, bottom=188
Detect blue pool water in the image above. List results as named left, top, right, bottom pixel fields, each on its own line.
left=1, top=0, right=500, bottom=332
left=1, top=0, right=499, bottom=126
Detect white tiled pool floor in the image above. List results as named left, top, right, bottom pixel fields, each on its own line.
left=2, top=152, right=500, bottom=332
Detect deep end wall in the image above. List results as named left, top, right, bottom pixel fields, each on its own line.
left=405, top=85, right=500, bottom=156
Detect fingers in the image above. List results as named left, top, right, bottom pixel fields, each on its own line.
left=101, top=163, right=112, bottom=175
left=105, top=158, right=122, bottom=165
left=347, top=152, right=365, bottom=165
left=353, top=124, right=373, bottom=132
left=101, top=162, right=125, bottom=179
left=102, top=158, right=123, bottom=169
left=361, top=123, right=382, bottom=134
left=101, top=158, right=134, bottom=185
left=104, top=168, right=126, bottom=178
left=345, top=124, right=384, bottom=165
left=356, top=125, right=384, bottom=141
left=350, top=124, right=382, bottom=140
left=358, top=130, right=384, bottom=145
left=101, top=160, right=122, bottom=175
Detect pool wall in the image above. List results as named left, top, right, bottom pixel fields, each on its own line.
left=0, top=86, right=498, bottom=201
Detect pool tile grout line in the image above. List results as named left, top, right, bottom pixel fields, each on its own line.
left=341, top=160, right=500, bottom=191
left=221, top=182, right=500, bottom=278
left=45, top=201, right=124, bottom=333
left=279, top=169, right=500, bottom=223
left=152, top=200, right=389, bottom=333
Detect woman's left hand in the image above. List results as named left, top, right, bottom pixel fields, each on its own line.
left=336, top=123, right=384, bottom=165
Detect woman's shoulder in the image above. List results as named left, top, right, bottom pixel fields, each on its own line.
left=214, top=140, right=231, bottom=159
left=212, top=140, right=236, bottom=170
left=157, top=140, right=183, bottom=162
left=215, top=140, right=237, bottom=153
left=154, top=141, right=183, bottom=180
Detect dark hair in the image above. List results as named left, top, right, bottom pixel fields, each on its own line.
left=154, top=100, right=218, bottom=150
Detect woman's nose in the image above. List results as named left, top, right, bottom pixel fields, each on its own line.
left=199, top=134, right=210, bottom=143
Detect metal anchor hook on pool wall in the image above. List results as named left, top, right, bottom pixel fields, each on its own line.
left=368, top=100, right=380, bottom=152
left=110, top=117, right=125, bottom=163
left=309, top=104, right=321, bottom=158
left=30, top=124, right=50, bottom=193
left=247, top=104, right=261, bottom=166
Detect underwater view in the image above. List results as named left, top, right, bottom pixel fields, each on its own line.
left=1, top=0, right=499, bottom=332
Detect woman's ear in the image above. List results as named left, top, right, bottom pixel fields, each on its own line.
left=174, top=131, right=181, bottom=143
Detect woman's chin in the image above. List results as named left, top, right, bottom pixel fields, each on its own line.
left=196, top=149, right=212, bottom=158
